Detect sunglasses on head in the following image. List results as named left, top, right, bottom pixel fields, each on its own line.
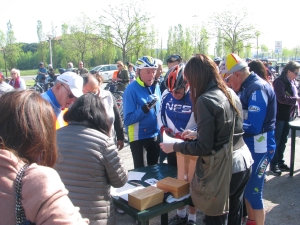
left=61, top=84, right=75, bottom=98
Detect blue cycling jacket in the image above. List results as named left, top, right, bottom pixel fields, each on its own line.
left=238, top=72, right=276, bottom=152
left=123, top=77, right=161, bottom=142
left=158, top=89, right=196, bottom=133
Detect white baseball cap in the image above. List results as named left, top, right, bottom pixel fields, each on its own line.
left=57, top=72, right=83, bottom=97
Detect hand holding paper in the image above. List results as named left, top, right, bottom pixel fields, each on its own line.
left=182, top=130, right=197, bottom=140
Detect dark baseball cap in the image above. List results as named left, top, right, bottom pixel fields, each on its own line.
left=166, top=55, right=182, bottom=63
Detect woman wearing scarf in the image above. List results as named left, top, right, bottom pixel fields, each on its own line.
left=8, top=68, right=26, bottom=90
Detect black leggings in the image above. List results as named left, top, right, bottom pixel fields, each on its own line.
left=204, top=167, right=251, bottom=225
left=129, top=137, right=160, bottom=169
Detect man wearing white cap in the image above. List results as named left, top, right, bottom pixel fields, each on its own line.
left=42, top=71, right=83, bottom=118
left=222, top=53, right=276, bottom=225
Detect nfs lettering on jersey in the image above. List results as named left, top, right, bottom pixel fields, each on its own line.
left=166, top=102, right=192, bottom=114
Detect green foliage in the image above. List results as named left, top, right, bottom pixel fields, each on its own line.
left=2, top=5, right=300, bottom=71
left=167, top=24, right=194, bottom=61
left=211, top=8, right=256, bottom=53
left=100, top=0, right=152, bottom=62
left=21, top=69, right=39, bottom=76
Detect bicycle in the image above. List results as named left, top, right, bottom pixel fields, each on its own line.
left=104, top=80, right=124, bottom=118
left=31, top=78, right=45, bottom=93
left=104, top=80, right=127, bottom=141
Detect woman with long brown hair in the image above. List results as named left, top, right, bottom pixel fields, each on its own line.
left=248, top=60, right=272, bottom=85
left=160, top=54, right=253, bottom=225
left=0, top=90, right=88, bottom=224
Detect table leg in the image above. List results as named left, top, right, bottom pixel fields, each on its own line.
left=161, top=213, right=168, bottom=224
left=290, top=128, right=296, bottom=177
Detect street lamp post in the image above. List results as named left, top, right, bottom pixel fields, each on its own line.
left=255, top=31, right=260, bottom=59
left=46, top=33, right=54, bottom=66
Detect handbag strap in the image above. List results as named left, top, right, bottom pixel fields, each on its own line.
left=15, top=164, right=29, bottom=225
left=228, top=90, right=236, bottom=156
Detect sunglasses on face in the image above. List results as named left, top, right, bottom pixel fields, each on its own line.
left=292, top=71, right=300, bottom=76
left=224, top=73, right=234, bottom=83
left=61, top=84, right=75, bottom=98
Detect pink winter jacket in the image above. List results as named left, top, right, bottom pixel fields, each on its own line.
left=0, top=150, right=89, bottom=225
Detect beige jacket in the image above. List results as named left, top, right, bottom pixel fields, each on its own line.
left=0, top=149, right=89, bottom=225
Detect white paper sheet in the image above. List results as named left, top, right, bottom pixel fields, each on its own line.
left=128, top=171, right=146, bottom=181
left=166, top=193, right=191, bottom=203
left=111, top=183, right=144, bottom=201
left=163, top=131, right=184, bottom=143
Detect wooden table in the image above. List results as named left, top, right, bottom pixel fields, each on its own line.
left=288, top=120, right=300, bottom=176
left=112, top=163, right=192, bottom=225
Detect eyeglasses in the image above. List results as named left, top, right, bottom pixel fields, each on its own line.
left=292, top=71, right=300, bottom=76
left=61, top=84, right=75, bottom=98
left=117, top=65, right=122, bottom=67
left=224, top=73, right=234, bottom=83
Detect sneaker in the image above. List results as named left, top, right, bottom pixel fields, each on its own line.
left=116, top=207, right=125, bottom=214
left=270, top=165, right=282, bottom=176
left=168, top=214, right=188, bottom=225
left=186, top=220, right=196, bottom=225
left=279, top=164, right=290, bottom=171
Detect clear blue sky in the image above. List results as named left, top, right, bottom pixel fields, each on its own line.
left=1, top=0, right=299, bottom=55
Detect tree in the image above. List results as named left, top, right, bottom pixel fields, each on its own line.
left=211, top=9, right=257, bottom=53
left=5, top=20, right=21, bottom=69
left=215, top=29, right=223, bottom=57
left=37, top=20, right=46, bottom=63
left=0, top=30, right=8, bottom=76
left=182, top=28, right=193, bottom=61
left=61, top=14, right=97, bottom=66
left=260, top=44, right=269, bottom=58
left=195, top=26, right=210, bottom=54
left=100, top=0, right=152, bottom=62
left=244, top=42, right=252, bottom=59
left=292, top=46, right=300, bottom=60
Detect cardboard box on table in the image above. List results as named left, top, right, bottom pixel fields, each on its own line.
left=128, top=186, right=164, bottom=211
left=156, top=177, right=190, bottom=198
left=176, top=152, right=198, bottom=182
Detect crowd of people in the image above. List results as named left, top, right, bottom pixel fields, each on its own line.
left=0, top=52, right=299, bottom=225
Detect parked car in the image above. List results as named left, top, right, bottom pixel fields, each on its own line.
left=276, top=62, right=287, bottom=75
left=90, top=64, right=118, bottom=82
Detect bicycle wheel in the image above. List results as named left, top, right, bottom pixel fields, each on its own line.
left=113, top=92, right=123, bottom=122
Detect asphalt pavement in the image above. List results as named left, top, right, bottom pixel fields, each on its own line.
left=23, top=74, right=300, bottom=224
left=116, top=123, right=300, bottom=225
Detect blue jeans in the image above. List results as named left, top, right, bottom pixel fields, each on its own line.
left=271, top=120, right=290, bottom=167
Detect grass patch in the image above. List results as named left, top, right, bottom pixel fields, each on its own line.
left=26, top=80, right=35, bottom=87
left=21, top=70, right=38, bottom=76
left=21, top=69, right=58, bottom=76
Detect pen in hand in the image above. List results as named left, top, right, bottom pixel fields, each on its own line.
left=130, top=181, right=142, bottom=186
